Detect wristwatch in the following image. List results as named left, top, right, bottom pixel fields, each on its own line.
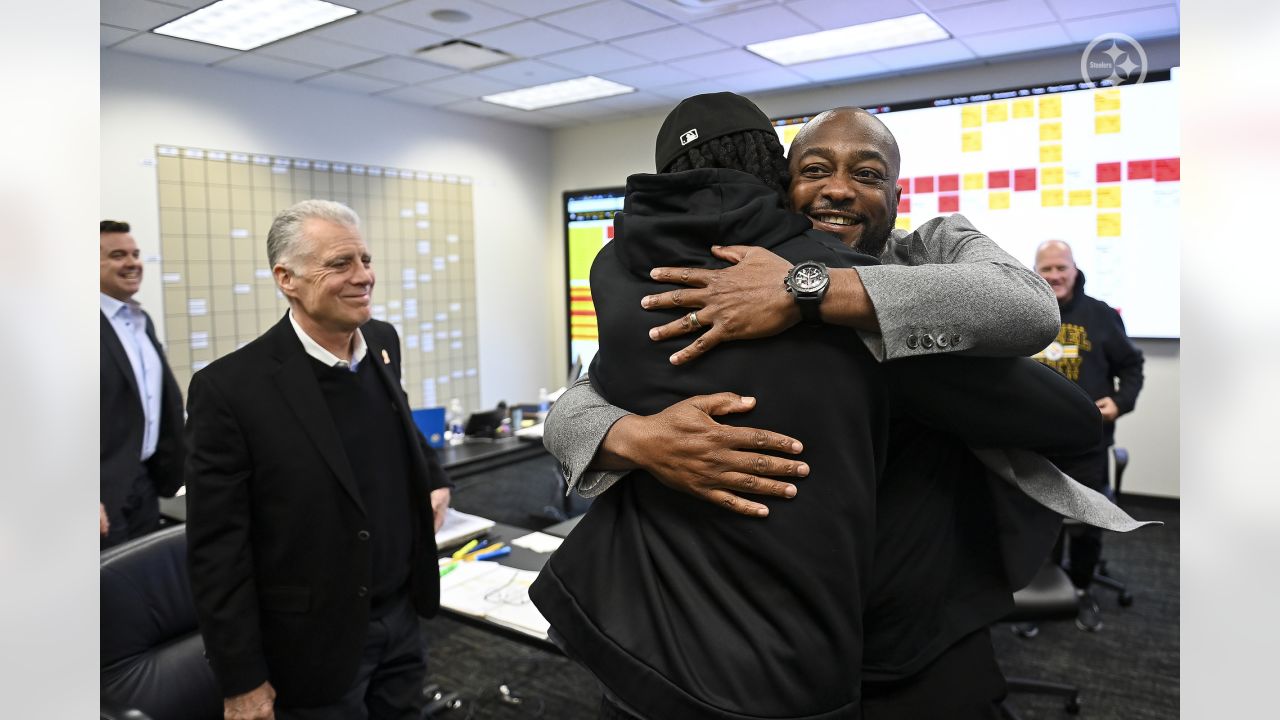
left=784, top=260, right=830, bottom=324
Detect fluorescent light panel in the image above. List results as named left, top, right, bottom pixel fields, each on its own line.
left=747, top=13, right=950, bottom=66
left=482, top=76, right=634, bottom=111
left=153, top=0, right=357, bottom=52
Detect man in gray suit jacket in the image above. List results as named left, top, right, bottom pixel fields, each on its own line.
left=544, top=108, right=1143, bottom=717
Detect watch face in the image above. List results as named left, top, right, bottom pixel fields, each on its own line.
left=792, top=264, right=827, bottom=292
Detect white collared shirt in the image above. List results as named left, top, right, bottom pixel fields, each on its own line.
left=101, top=292, right=164, bottom=461
left=288, top=310, right=368, bottom=372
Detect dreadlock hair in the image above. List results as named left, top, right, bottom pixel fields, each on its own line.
left=664, top=129, right=791, bottom=202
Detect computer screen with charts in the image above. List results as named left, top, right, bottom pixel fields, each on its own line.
left=563, top=187, right=625, bottom=373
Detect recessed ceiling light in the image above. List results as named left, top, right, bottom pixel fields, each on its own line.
left=430, top=9, right=472, bottom=23
left=482, top=76, right=635, bottom=111
left=746, top=13, right=950, bottom=66
left=152, top=0, right=357, bottom=52
left=417, top=39, right=511, bottom=71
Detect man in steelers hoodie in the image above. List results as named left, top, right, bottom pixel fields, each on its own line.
left=529, top=93, right=1102, bottom=720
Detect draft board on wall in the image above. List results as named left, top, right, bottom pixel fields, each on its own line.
left=563, top=188, right=624, bottom=373
left=155, top=146, right=481, bottom=412
left=775, top=72, right=1180, bottom=338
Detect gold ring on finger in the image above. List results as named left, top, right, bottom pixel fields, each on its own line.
left=688, top=311, right=701, bottom=329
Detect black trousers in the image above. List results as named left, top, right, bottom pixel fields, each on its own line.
left=277, top=595, right=427, bottom=720
left=101, top=469, right=160, bottom=550
left=1052, top=449, right=1111, bottom=589
left=861, top=628, right=1007, bottom=720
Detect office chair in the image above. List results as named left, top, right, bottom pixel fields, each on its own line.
left=101, top=525, right=222, bottom=720
left=1001, top=562, right=1083, bottom=719
left=1090, top=447, right=1135, bottom=607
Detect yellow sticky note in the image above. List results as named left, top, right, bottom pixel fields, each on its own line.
left=1069, top=190, right=1093, bottom=207
left=986, top=102, right=1009, bottom=122
left=961, top=131, right=982, bottom=152
left=1042, top=189, right=1064, bottom=207
left=1095, top=114, right=1121, bottom=134
left=1039, top=122, right=1062, bottom=141
left=1012, top=99, right=1034, bottom=118
left=961, top=106, right=982, bottom=128
left=895, top=216, right=912, bottom=231
left=1097, top=213, right=1121, bottom=237
left=964, top=172, right=985, bottom=190
left=1039, top=96, right=1062, bottom=118
left=1095, top=89, right=1121, bottom=112
left=989, top=191, right=1011, bottom=210
left=1041, top=166, right=1064, bottom=185
left=1097, top=186, right=1122, bottom=208
left=1040, top=144, right=1063, bottom=163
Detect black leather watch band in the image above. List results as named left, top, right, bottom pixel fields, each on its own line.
left=785, top=261, right=829, bottom=325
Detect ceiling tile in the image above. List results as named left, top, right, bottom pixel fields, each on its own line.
left=788, top=54, right=888, bottom=82
left=913, top=0, right=996, bottom=10
left=668, top=48, right=778, bottom=79
left=961, top=22, right=1074, bottom=57
left=214, top=54, right=327, bottom=82
left=101, top=25, right=136, bottom=47
left=377, top=0, right=524, bottom=36
left=784, top=0, right=922, bottom=30
left=476, top=0, right=597, bottom=17
left=1046, top=0, right=1177, bottom=22
left=379, top=84, right=467, bottom=107
left=933, top=0, right=1057, bottom=36
left=466, top=20, right=592, bottom=58
left=312, top=14, right=449, bottom=56
left=257, top=35, right=383, bottom=69
left=419, top=73, right=515, bottom=97
left=440, top=98, right=574, bottom=127
left=474, top=59, right=579, bottom=86
left=541, top=0, right=675, bottom=42
left=627, top=0, right=774, bottom=22
left=717, top=66, right=809, bottom=94
left=101, top=0, right=192, bottom=31
left=110, top=33, right=240, bottom=65
left=867, top=38, right=977, bottom=71
left=609, top=26, right=730, bottom=62
left=651, top=77, right=745, bottom=101
left=347, top=56, right=456, bottom=83
left=1061, top=5, right=1180, bottom=43
left=692, top=5, right=819, bottom=46
left=599, top=63, right=701, bottom=89
left=327, top=0, right=402, bottom=10
left=542, top=43, right=649, bottom=74
left=301, top=71, right=402, bottom=94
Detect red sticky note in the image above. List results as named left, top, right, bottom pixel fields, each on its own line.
left=914, top=176, right=935, bottom=193
left=1127, top=160, right=1154, bottom=180
left=988, top=170, right=1010, bottom=189
left=1155, top=157, right=1180, bottom=182
left=1014, top=168, right=1037, bottom=192
left=938, top=194, right=959, bottom=213
left=898, top=197, right=911, bottom=214
left=938, top=174, right=959, bottom=192
left=898, top=178, right=911, bottom=194
left=607, top=225, right=614, bottom=239
left=1096, top=162, right=1122, bottom=183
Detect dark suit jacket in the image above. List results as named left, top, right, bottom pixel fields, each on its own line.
left=100, top=309, right=185, bottom=513
left=184, top=315, right=450, bottom=706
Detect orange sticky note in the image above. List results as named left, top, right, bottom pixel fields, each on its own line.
left=1040, top=144, right=1063, bottom=163
left=1042, top=189, right=1064, bottom=207
left=1041, top=166, right=1064, bottom=185
left=1069, top=190, right=1093, bottom=207
left=1039, top=96, right=1062, bottom=118
left=1097, top=186, right=1122, bottom=208
left=964, top=172, right=985, bottom=190
left=1097, top=213, right=1121, bottom=237
left=989, top=191, right=1011, bottom=210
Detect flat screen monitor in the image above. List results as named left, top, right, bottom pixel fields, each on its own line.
left=563, top=187, right=625, bottom=373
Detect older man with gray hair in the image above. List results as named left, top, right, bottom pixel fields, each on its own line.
left=186, top=199, right=452, bottom=720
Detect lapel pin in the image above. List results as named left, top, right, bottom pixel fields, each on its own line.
left=381, top=349, right=391, bottom=365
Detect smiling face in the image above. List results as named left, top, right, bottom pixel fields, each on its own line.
left=274, top=218, right=374, bottom=335
left=100, top=231, right=143, bottom=301
left=1035, top=240, right=1078, bottom=304
left=787, top=109, right=900, bottom=257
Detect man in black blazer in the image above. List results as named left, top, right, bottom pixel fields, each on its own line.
left=185, top=200, right=453, bottom=720
left=100, top=220, right=185, bottom=549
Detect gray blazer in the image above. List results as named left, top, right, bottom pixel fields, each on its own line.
left=544, top=214, right=1146, bottom=531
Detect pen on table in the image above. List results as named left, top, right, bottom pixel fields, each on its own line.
left=452, top=538, right=482, bottom=559
left=473, top=546, right=511, bottom=561
left=439, top=561, right=459, bottom=578
left=464, top=542, right=505, bottom=560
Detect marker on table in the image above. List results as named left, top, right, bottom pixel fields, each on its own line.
left=452, top=538, right=482, bottom=559
left=464, top=542, right=504, bottom=561
left=439, top=561, right=459, bottom=578
left=473, top=546, right=511, bottom=561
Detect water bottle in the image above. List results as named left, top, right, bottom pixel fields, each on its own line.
left=537, top=387, right=551, bottom=424
left=446, top=398, right=465, bottom=445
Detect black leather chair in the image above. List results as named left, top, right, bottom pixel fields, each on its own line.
left=1000, top=562, right=1083, bottom=719
left=101, top=525, right=222, bottom=720
left=1089, top=447, right=1135, bottom=606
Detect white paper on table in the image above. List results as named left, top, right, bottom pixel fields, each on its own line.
left=510, top=532, right=562, bottom=554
